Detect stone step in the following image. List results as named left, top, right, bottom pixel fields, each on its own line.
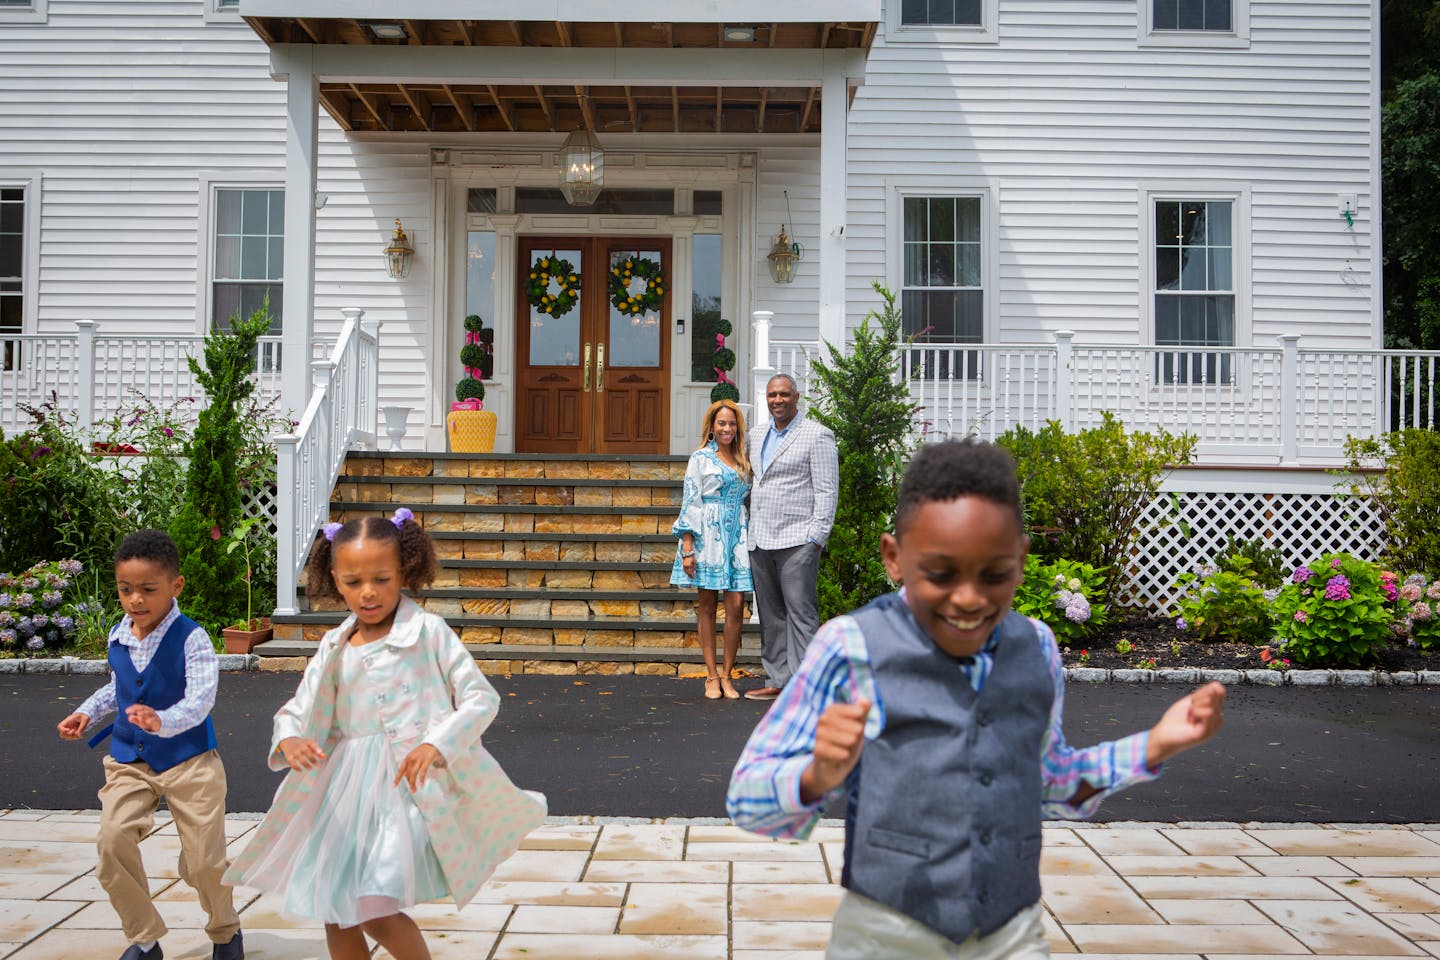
left=340, top=452, right=689, bottom=483
left=332, top=475, right=681, bottom=510
left=271, top=613, right=761, bottom=648
left=253, top=640, right=763, bottom=676
left=331, top=501, right=680, bottom=536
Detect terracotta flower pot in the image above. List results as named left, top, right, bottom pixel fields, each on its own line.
left=222, top=618, right=273, bottom=655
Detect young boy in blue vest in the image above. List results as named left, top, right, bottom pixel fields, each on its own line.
left=57, top=530, right=244, bottom=960
left=728, top=439, right=1226, bottom=959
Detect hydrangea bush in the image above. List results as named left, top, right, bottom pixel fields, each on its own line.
left=1271, top=553, right=1391, bottom=666
left=1013, top=555, right=1108, bottom=647
left=1172, top=563, right=1276, bottom=645
left=0, top=560, right=85, bottom=653
left=1392, top=573, right=1440, bottom=650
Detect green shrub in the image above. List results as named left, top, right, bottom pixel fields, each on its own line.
left=1012, top=554, right=1108, bottom=647
left=997, top=413, right=1196, bottom=601
left=1343, top=429, right=1440, bottom=575
left=1213, top=535, right=1287, bottom=588
left=1172, top=567, right=1275, bottom=644
left=171, top=303, right=272, bottom=635
left=1272, top=554, right=1391, bottom=666
left=810, top=283, right=918, bottom=622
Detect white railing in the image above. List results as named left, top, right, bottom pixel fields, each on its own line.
left=756, top=317, right=1440, bottom=465
left=273, top=308, right=382, bottom=617
left=0, top=321, right=309, bottom=436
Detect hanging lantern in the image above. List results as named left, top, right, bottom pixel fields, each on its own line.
left=767, top=225, right=800, bottom=284
left=559, top=128, right=604, bottom=206
left=383, top=218, right=414, bottom=279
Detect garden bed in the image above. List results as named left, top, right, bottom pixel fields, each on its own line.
left=1064, top=615, right=1438, bottom=673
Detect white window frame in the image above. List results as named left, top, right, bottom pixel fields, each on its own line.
left=0, top=171, right=42, bottom=342
left=886, top=180, right=1000, bottom=378
left=1139, top=0, right=1250, bottom=48
left=195, top=174, right=284, bottom=335
left=202, top=0, right=242, bottom=24
left=0, top=0, right=47, bottom=24
left=886, top=0, right=999, bottom=44
left=1140, top=183, right=1251, bottom=385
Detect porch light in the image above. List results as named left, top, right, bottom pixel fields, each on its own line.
left=559, top=128, right=604, bottom=206
left=767, top=225, right=800, bottom=284
left=362, top=21, right=407, bottom=41
left=723, top=25, right=756, bottom=41
left=383, top=219, right=414, bottom=280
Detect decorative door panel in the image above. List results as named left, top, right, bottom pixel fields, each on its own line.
left=515, top=236, right=670, bottom=454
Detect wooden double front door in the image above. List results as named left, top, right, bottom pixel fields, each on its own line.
left=516, top=237, right=671, bottom=454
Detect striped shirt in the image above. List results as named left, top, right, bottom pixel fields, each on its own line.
left=727, top=598, right=1159, bottom=840
left=76, top=600, right=219, bottom=739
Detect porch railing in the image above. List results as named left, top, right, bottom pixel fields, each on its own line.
left=0, top=321, right=306, bottom=436
left=273, top=308, right=382, bottom=617
left=755, top=317, right=1440, bottom=466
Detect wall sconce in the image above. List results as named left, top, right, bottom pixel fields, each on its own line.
left=767, top=225, right=801, bottom=284
left=384, top=218, right=414, bottom=280
left=559, top=128, right=604, bottom=206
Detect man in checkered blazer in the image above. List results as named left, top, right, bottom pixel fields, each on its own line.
left=744, top=373, right=839, bottom=700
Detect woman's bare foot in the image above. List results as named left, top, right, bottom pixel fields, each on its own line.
left=704, top=676, right=722, bottom=700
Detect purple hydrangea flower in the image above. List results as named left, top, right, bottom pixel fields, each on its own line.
left=1175, top=617, right=1188, bottom=632
left=0, top=611, right=12, bottom=627
left=25, top=637, right=43, bottom=651
left=55, top=616, right=75, bottom=634
left=18, top=578, right=38, bottom=590
left=1324, top=575, right=1351, bottom=602
left=0, top=628, right=14, bottom=646
left=13, top=593, right=34, bottom=609
left=30, top=614, right=48, bottom=630
left=1292, top=566, right=1314, bottom=584
left=1293, top=610, right=1309, bottom=623
left=58, top=559, right=82, bottom=575
left=1330, top=557, right=1344, bottom=569
left=16, top=617, right=33, bottom=635
left=1063, top=596, right=1091, bottom=623
left=0, top=595, right=11, bottom=610
left=1263, top=587, right=1281, bottom=603
left=40, top=591, right=62, bottom=609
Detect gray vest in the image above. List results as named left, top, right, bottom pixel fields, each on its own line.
left=843, top=593, right=1053, bottom=944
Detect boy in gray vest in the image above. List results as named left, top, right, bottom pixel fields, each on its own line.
left=57, top=530, right=244, bottom=960
left=727, top=439, right=1225, bottom=958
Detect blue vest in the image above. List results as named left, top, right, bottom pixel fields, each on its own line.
left=843, top=594, right=1053, bottom=944
left=104, top=612, right=217, bottom=773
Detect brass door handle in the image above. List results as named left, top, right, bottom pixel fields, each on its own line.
left=596, top=342, right=605, bottom=393
left=583, top=342, right=592, bottom=392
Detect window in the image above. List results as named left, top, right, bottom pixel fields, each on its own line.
left=0, top=0, right=47, bottom=23
left=901, top=0, right=981, bottom=26
left=1153, top=199, right=1234, bottom=384
left=1141, top=0, right=1247, bottom=45
left=0, top=187, right=22, bottom=370
left=890, top=0, right=997, bottom=42
left=902, top=196, right=984, bottom=379
left=203, top=0, right=240, bottom=22
left=514, top=188, right=674, bottom=216
left=212, top=187, right=283, bottom=336
left=691, top=234, right=724, bottom=382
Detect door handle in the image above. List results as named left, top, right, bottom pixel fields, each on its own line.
left=596, top=342, right=605, bottom=393
left=583, top=342, right=591, bottom=392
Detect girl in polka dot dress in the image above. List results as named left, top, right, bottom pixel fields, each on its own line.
left=226, top=511, right=546, bottom=960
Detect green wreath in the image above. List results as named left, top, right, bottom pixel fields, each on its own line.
left=608, top=255, right=666, bottom=317
left=526, top=255, right=580, bottom=318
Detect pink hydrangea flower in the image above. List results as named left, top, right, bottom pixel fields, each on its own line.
left=1412, top=601, right=1433, bottom=622
left=1401, top=583, right=1423, bottom=602
left=1323, top=575, right=1351, bottom=601
left=1293, top=610, right=1309, bottom=623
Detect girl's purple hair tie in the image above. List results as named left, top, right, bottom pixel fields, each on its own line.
left=392, top=507, right=414, bottom=528
left=322, top=521, right=343, bottom=542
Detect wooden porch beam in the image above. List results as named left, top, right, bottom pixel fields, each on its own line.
left=294, top=18, right=322, bottom=43
left=624, top=85, right=637, bottom=131
left=861, top=21, right=877, bottom=48
left=455, top=20, right=473, bottom=45
left=768, top=22, right=777, bottom=46
left=715, top=87, right=722, bottom=133
left=533, top=84, right=554, bottom=128
left=613, top=22, right=623, bottom=46
left=487, top=84, right=515, bottom=131
left=403, top=20, right=425, bottom=44
left=575, top=84, right=597, bottom=132
left=349, top=83, right=389, bottom=129
left=507, top=21, right=522, bottom=45
left=318, top=90, right=351, bottom=130
left=664, top=23, right=673, bottom=47
left=800, top=86, right=817, bottom=131
left=820, top=23, right=832, bottom=49
left=556, top=21, right=572, bottom=47
left=671, top=86, right=679, bottom=132
left=247, top=17, right=277, bottom=45
left=758, top=87, right=769, bottom=133
left=398, top=84, right=431, bottom=131
left=442, top=85, right=474, bottom=131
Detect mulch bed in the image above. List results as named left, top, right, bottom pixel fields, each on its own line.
left=1063, top=616, right=1438, bottom=673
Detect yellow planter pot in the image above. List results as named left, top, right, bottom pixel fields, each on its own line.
left=447, top=408, right=498, bottom=453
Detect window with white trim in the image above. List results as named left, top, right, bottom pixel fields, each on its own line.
left=901, top=0, right=980, bottom=26
left=0, top=187, right=24, bottom=370
left=0, top=0, right=47, bottom=23
left=902, top=195, right=984, bottom=379
left=212, top=187, right=282, bottom=333
left=1142, top=0, right=1248, bottom=45
left=1153, top=198, right=1234, bottom=384
left=889, top=0, right=997, bottom=42
left=1154, top=0, right=1229, bottom=30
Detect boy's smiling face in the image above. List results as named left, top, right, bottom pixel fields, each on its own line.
left=880, top=495, right=1028, bottom=659
left=114, top=558, right=184, bottom=640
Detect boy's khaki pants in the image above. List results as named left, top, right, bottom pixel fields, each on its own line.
left=827, top=892, right=1049, bottom=960
left=96, top=751, right=241, bottom=946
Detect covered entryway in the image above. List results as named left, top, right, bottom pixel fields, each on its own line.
left=516, top=236, right=670, bottom=454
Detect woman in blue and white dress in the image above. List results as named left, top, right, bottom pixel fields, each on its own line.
left=671, top=399, right=753, bottom=700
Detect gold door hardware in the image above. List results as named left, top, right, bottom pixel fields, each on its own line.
left=583, top=342, right=592, bottom=392
left=596, top=342, right=606, bottom=393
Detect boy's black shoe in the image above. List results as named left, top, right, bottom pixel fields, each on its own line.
left=118, top=945, right=162, bottom=960
left=212, top=930, right=244, bottom=960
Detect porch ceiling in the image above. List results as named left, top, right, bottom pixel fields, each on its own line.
left=244, top=19, right=876, bottom=134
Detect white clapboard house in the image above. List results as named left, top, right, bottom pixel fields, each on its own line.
left=2, top=0, right=1432, bottom=652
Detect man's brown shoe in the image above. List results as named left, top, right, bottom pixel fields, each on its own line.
left=744, top=686, right=782, bottom=701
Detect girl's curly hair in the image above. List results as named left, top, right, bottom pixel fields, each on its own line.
left=305, top=514, right=439, bottom=601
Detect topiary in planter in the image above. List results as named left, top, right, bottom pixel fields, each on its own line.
left=455, top=314, right=490, bottom=404
left=709, top=317, right=740, bottom=403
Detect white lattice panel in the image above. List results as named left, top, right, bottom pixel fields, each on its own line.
left=1116, top=491, right=1385, bottom=612
left=241, top=480, right=279, bottom=537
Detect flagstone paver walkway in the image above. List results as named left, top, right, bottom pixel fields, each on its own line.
left=1, top=812, right=1438, bottom=958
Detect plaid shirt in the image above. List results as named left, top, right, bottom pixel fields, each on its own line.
left=747, top=412, right=839, bottom=550
left=76, top=599, right=219, bottom=739
left=727, top=599, right=1159, bottom=839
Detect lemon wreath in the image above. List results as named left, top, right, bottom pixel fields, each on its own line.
left=608, top=255, right=665, bottom=317
left=526, top=255, right=580, bottom=318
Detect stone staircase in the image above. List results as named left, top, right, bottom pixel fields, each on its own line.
left=265, top=452, right=760, bottom=675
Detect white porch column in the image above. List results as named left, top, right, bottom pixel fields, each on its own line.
left=1278, top=334, right=1301, bottom=463
left=752, top=310, right=775, bottom=417
left=817, top=52, right=849, bottom=350
left=275, top=46, right=319, bottom=421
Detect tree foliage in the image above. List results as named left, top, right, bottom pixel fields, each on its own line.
left=1382, top=71, right=1440, bottom=349
left=809, top=283, right=918, bottom=622
left=171, top=304, right=271, bottom=634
